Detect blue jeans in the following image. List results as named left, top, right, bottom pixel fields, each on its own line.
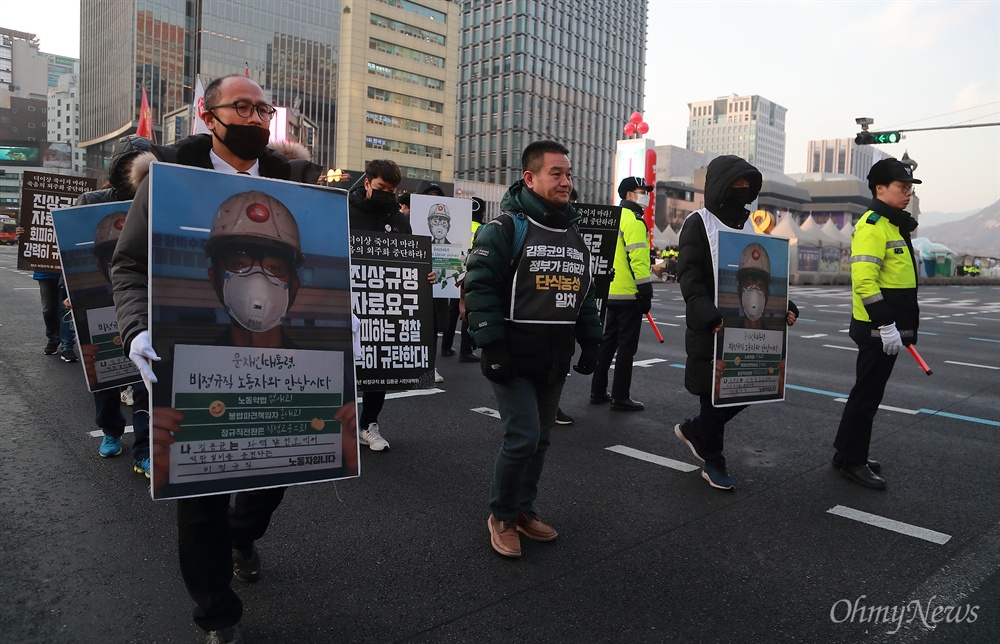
left=38, top=277, right=75, bottom=351
left=489, top=376, right=564, bottom=520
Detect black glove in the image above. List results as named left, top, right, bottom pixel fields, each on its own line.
left=573, top=343, right=599, bottom=375
left=636, top=294, right=652, bottom=315
left=480, top=345, right=516, bottom=383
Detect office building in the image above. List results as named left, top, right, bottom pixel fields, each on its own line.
left=806, top=138, right=888, bottom=181
left=686, top=94, right=786, bottom=174
left=454, top=0, right=647, bottom=202
left=80, top=1, right=339, bottom=176
left=47, top=73, right=85, bottom=173
left=334, top=0, right=458, bottom=189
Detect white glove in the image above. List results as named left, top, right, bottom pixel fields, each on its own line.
left=129, top=330, right=161, bottom=384
left=351, top=314, right=363, bottom=359
left=878, top=322, right=903, bottom=356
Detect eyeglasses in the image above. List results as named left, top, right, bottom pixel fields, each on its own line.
left=219, top=249, right=292, bottom=278
left=739, top=275, right=768, bottom=291
left=208, top=100, right=277, bottom=121
left=893, top=182, right=914, bottom=195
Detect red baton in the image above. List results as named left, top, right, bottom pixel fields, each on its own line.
left=646, top=313, right=664, bottom=343
left=907, top=345, right=933, bottom=376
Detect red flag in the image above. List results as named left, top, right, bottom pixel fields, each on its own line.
left=244, top=62, right=250, bottom=77
left=137, top=86, right=153, bottom=140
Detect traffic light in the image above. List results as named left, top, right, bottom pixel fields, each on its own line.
left=855, top=130, right=901, bottom=145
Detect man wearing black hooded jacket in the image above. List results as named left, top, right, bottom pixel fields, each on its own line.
left=673, top=155, right=798, bottom=491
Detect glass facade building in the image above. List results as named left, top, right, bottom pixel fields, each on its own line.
left=454, top=0, right=647, bottom=203
left=81, top=0, right=339, bottom=175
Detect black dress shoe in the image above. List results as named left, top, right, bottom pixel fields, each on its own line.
left=441, top=348, right=456, bottom=357
left=459, top=352, right=480, bottom=362
left=590, top=391, right=611, bottom=404
left=610, top=398, right=644, bottom=411
left=840, top=464, right=887, bottom=490
left=831, top=452, right=881, bottom=474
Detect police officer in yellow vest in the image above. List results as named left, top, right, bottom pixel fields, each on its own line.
left=834, top=158, right=921, bottom=490
left=590, top=176, right=653, bottom=411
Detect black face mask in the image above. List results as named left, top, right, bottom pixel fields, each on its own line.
left=212, top=117, right=271, bottom=161
left=359, top=189, right=399, bottom=215
left=725, top=187, right=752, bottom=206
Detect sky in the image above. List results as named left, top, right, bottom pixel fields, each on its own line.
left=4, top=0, right=1000, bottom=215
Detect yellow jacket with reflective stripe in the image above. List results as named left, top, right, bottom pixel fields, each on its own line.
left=850, top=204, right=919, bottom=340
left=609, top=203, right=652, bottom=299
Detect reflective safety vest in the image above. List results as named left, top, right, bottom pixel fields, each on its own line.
left=850, top=209, right=918, bottom=334
left=608, top=205, right=652, bottom=299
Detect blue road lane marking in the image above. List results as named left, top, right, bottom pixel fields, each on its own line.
left=787, top=384, right=849, bottom=398
left=918, top=409, right=1000, bottom=427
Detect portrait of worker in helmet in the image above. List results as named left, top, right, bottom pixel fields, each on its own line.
left=204, top=190, right=304, bottom=343
left=735, top=242, right=771, bottom=330
left=426, top=203, right=452, bottom=244
left=51, top=204, right=142, bottom=392
left=713, top=232, right=797, bottom=405
left=145, top=167, right=358, bottom=498
left=408, top=194, right=473, bottom=297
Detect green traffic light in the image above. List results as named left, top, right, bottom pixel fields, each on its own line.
left=873, top=131, right=901, bottom=144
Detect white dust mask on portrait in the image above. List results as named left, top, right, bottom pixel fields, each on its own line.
left=741, top=287, right=766, bottom=322
left=223, top=267, right=289, bottom=332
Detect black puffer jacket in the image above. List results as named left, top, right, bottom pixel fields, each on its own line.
left=111, top=135, right=318, bottom=351
left=678, top=155, right=761, bottom=396
left=347, top=183, right=411, bottom=234
left=464, top=180, right=602, bottom=382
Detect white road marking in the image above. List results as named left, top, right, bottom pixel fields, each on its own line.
left=14, top=287, right=36, bottom=290
left=942, top=321, right=976, bottom=326
left=633, top=358, right=668, bottom=367
left=801, top=333, right=828, bottom=339
left=89, top=425, right=134, bottom=438
left=386, top=388, right=445, bottom=399
left=823, top=344, right=858, bottom=352
left=827, top=505, right=951, bottom=545
left=944, top=360, right=1000, bottom=370
left=605, top=445, right=700, bottom=472
left=837, top=329, right=849, bottom=333
left=471, top=407, right=500, bottom=419
left=833, top=398, right=919, bottom=414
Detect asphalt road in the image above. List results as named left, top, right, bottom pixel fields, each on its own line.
left=1, top=244, right=998, bottom=643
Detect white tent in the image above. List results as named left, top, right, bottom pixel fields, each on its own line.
left=651, top=225, right=679, bottom=249
left=821, top=219, right=853, bottom=282
left=772, top=215, right=820, bottom=284
left=800, top=215, right=841, bottom=283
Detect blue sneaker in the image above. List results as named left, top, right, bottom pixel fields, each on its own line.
left=701, top=464, right=736, bottom=491
left=99, top=435, right=122, bottom=458
left=134, top=458, right=150, bottom=478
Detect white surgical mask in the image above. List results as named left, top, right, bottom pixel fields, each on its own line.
left=741, top=287, right=766, bottom=321
left=223, top=267, right=289, bottom=332
left=634, top=193, right=650, bottom=208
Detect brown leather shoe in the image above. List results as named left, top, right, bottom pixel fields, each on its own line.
left=488, top=515, right=521, bottom=557
left=515, top=511, right=558, bottom=542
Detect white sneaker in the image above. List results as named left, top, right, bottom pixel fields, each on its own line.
left=434, top=369, right=444, bottom=383
left=120, top=385, right=134, bottom=406
left=359, top=422, right=389, bottom=451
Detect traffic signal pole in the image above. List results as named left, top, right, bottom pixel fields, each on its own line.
left=855, top=121, right=1000, bottom=145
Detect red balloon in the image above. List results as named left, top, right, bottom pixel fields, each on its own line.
left=637, top=122, right=649, bottom=135
left=623, top=123, right=636, bottom=136
left=629, top=111, right=643, bottom=125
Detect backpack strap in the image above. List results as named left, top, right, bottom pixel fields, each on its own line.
left=496, top=210, right=529, bottom=264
